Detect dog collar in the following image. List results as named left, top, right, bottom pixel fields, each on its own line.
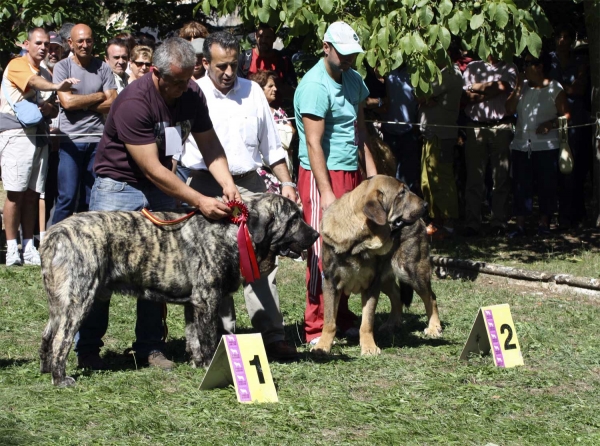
left=227, top=201, right=260, bottom=283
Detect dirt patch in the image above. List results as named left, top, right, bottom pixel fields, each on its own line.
left=438, top=269, right=600, bottom=303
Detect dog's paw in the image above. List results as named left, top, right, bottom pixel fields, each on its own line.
left=54, top=376, right=76, bottom=388
left=424, top=325, right=443, bottom=338
left=360, top=344, right=381, bottom=356
left=360, top=339, right=381, bottom=356
left=310, top=346, right=331, bottom=356
left=191, top=358, right=210, bottom=369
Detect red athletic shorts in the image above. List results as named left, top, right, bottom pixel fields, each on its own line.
left=297, top=166, right=362, bottom=342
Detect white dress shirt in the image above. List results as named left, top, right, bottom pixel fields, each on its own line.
left=113, top=72, right=128, bottom=94
left=180, top=76, right=284, bottom=174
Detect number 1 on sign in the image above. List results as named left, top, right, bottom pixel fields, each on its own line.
left=249, top=355, right=266, bottom=384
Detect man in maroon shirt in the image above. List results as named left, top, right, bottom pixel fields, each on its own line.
left=75, top=38, right=241, bottom=372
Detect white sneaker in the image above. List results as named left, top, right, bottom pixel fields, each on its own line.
left=308, top=336, right=336, bottom=347
left=6, top=245, right=22, bottom=266
left=309, top=336, right=321, bottom=346
left=23, top=245, right=41, bottom=266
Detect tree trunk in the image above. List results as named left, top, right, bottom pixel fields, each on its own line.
left=431, top=256, right=600, bottom=291
left=585, top=0, right=600, bottom=226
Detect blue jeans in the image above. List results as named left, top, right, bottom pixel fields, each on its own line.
left=53, top=141, right=97, bottom=224
left=74, top=176, right=176, bottom=357
left=175, top=164, right=191, bottom=184
left=381, top=130, right=422, bottom=195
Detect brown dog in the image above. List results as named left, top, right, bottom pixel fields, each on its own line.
left=313, top=175, right=442, bottom=356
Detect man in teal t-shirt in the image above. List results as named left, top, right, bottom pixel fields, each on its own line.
left=294, top=21, right=377, bottom=346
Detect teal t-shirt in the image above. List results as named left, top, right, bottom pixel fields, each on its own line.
left=294, top=59, right=369, bottom=171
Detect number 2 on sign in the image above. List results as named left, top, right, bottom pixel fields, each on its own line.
left=500, top=324, right=517, bottom=350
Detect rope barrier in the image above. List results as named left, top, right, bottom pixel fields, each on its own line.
left=2, top=119, right=598, bottom=137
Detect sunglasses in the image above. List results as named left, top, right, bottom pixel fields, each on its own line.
left=132, top=60, right=152, bottom=68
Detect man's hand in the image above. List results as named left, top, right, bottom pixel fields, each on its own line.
left=196, top=195, right=232, bottom=220
left=55, top=78, right=80, bottom=92
left=281, top=185, right=297, bottom=203
left=39, top=102, right=56, bottom=117
left=321, top=190, right=336, bottom=211
left=222, top=183, right=242, bottom=204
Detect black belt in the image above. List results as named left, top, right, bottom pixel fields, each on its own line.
left=189, top=170, right=255, bottom=180
left=232, top=171, right=254, bottom=180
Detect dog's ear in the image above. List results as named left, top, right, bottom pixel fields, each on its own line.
left=363, top=190, right=388, bottom=226
left=247, top=207, right=272, bottom=244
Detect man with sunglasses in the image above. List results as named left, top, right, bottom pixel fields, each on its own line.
left=52, top=24, right=117, bottom=225
left=293, top=22, right=377, bottom=347
left=105, top=38, right=129, bottom=93
left=78, top=37, right=240, bottom=372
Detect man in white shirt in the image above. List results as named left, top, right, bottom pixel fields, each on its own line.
left=180, top=32, right=298, bottom=360
left=462, top=56, right=517, bottom=236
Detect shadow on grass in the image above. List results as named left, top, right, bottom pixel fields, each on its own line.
left=433, top=223, right=600, bottom=267
left=373, top=312, right=456, bottom=350
left=0, top=358, right=32, bottom=369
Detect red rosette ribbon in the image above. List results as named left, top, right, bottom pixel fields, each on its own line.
left=227, top=201, right=260, bottom=283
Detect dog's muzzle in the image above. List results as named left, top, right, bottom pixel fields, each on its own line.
left=279, top=247, right=302, bottom=259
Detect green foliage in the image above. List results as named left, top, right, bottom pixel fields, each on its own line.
left=0, top=0, right=210, bottom=59
left=0, top=0, right=121, bottom=57
left=212, top=0, right=554, bottom=95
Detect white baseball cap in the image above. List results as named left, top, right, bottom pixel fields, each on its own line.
left=324, top=22, right=364, bottom=55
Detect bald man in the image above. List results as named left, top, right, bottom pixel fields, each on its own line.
left=52, top=24, right=117, bottom=224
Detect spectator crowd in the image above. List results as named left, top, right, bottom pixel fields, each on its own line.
left=0, top=18, right=595, bottom=366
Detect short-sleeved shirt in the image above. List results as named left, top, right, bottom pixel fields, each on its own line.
left=53, top=56, right=116, bottom=142
left=381, top=66, right=417, bottom=136
left=510, top=79, right=563, bottom=152
left=94, top=72, right=213, bottom=184
left=419, top=64, right=463, bottom=140
left=0, top=56, right=53, bottom=131
left=294, top=59, right=369, bottom=171
left=239, top=48, right=298, bottom=88
left=462, top=60, right=517, bottom=122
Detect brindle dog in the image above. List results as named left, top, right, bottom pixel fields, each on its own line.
left=313, top=175, right=442, bottom=356
left=39, top=194, right=319, bottom=387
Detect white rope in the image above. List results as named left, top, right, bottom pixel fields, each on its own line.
left=284, top=116, right=598, bottom=130
left=3, top=119, right=598, bottom=137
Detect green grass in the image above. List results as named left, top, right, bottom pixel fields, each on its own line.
left=0, top=258, right=599, bottom=445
